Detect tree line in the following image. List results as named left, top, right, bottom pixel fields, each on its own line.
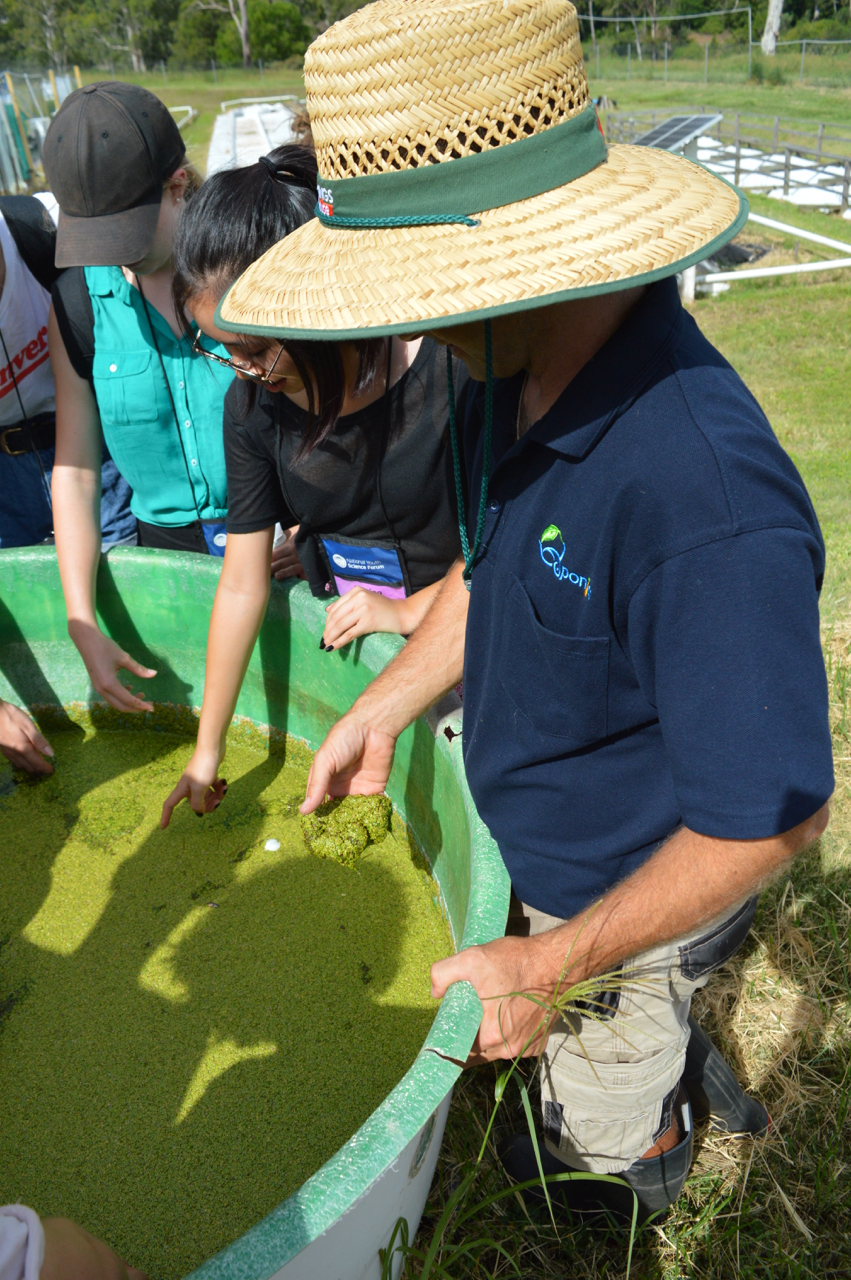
left=0, top=0, right=846, bottom=74
left=579, top=0, right=850, bottom=58
left=0, top=0, right=366, bottom=73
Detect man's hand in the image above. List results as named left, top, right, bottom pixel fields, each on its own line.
left=300, top=713, right=398, bottom=814
left=431, top=935, right=559, bottom=1065
left=161, top=745, right=228, bottom=827
left=431, top=804, right=832, bottom=1069
left=271, top=525, right=306, bottom=581
left=302, top=559, right=468, bottom=814
left=0, top=699, right=55, bottom=774
left=69, top=620, right=156, bottom=713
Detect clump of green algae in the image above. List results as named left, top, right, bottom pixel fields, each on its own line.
left=0, top=715, right=452, bottom=1280
left=301, top=794, right=392, bottom=867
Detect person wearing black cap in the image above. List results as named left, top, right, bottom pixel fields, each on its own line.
left=43, top=82, right=233, bottom=715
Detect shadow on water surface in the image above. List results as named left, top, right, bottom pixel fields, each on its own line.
left=0, top=726, right=442, bottom=1280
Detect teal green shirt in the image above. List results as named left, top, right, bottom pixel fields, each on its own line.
left=86, top=266, right=233, bottom=527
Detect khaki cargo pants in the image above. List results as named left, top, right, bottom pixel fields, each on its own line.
left=507, top=893, right=757, bottom=1175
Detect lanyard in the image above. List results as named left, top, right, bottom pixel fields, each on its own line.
left=446, top=320, right=493, bottom=589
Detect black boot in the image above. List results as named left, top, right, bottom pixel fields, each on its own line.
left=682, top=1015, right=769, bottom=1136
left=498, top=1088, right=694, bottom=1227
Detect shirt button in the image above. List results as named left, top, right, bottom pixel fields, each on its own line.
left=178, top=381, right=185, bottom=389
left=109, top=363, right=117, bottom=372
left=184, top=419, right=191, bottom=428
left=190, top=459, right=197, bottom=466
left=488, top=499, right=500, bottom=513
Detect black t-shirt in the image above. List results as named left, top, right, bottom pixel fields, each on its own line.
left=224, top=338, right=464, bottom=596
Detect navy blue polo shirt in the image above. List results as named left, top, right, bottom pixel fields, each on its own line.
left=460, top=277, right=833, bottom=921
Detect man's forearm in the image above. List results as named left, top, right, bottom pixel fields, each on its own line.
left=350, top=558, right=468, bottom=738
left=535, top=806, right=830, bottom=990
left=430, top=804, right=830, bottom=1064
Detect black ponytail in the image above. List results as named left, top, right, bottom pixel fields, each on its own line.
left=172, top=143, right=382, bottom=458
left=172, top=144, right=317, bottom=323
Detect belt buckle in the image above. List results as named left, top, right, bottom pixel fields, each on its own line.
left=0, top=426, right=27, bottom=456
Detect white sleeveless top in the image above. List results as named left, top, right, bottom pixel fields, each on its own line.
left=0, top=1207, right=44, bottom=1280
left=0, top=213, right=56, bottom=427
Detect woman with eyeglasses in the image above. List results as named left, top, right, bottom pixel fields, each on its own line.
left=43, top=83, right=233, bottom=715
left=160, top=144, right=463, bottom=824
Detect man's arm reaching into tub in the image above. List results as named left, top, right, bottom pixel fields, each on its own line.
left=300, top=557, right=467, bottom=813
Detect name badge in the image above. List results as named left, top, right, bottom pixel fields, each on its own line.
left=320, top=536, right=407, bottom=600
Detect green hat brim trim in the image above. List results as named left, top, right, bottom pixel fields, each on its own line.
left=316, top=105, right=606, bottom=220
left=216, top=177, right=748, bottom=342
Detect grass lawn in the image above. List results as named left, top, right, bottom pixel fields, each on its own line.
left=587, top=63, right=851, bottom=125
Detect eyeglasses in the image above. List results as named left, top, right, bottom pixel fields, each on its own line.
left=192, top=331, right=287, bottom=384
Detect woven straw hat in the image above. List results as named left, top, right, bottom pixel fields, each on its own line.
left=217, top=0, right=746, bottom=341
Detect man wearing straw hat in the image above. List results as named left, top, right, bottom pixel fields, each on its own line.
left=215, top=0, right=833, bottom=1222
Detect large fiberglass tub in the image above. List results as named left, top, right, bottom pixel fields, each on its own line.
left=0, top=547, right=509, bottom=1280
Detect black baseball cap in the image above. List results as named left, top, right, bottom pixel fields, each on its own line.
left=43, top=82, right=186, bottom=268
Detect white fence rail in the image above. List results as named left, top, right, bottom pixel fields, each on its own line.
left=169, top=105, right=198, bottom=132
left=699, top=212, right=851, bottom=287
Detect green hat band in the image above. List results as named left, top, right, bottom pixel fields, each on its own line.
left=315, top=104, right=606, bottom=226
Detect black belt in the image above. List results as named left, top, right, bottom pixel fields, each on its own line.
left=0, top=413, right=56, bottom=457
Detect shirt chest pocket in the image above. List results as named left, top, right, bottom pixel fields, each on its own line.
left=93, top=350, right=170, bottom=428
left=498, top=573, right=609, bottom=748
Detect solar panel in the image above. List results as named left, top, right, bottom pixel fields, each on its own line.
left=634, top=114, right=723, bottom=153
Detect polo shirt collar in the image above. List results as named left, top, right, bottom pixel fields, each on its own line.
left=525, top=276, right=683, bottom=462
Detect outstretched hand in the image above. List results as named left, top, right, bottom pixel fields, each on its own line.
left=430, top=935, right=560, bottom=1066
left=0, top=699, right=55, bottom=774
left=161, top=747, right=228, bottom=828
left=300, top=713, right=398, bottom=814
left=69, top=621, right=156, bottom=713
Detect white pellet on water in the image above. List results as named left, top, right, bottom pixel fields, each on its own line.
left=265, top=838, right=281, bottom=851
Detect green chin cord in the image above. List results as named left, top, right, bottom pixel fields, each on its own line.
left=447, top=319, right=493, bottom=591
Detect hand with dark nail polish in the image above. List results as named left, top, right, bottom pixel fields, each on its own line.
left=324, top=644, right=334, bottom=652
left=319, top=638, right=326, bottom=650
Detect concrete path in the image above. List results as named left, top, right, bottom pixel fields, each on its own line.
left=207, top=101, right=302, bottom=175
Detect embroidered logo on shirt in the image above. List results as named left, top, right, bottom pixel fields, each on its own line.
left=539, top=524, right=591, bottom=597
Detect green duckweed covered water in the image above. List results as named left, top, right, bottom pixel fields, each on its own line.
left=0, top=718, right=452, bottom=1279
